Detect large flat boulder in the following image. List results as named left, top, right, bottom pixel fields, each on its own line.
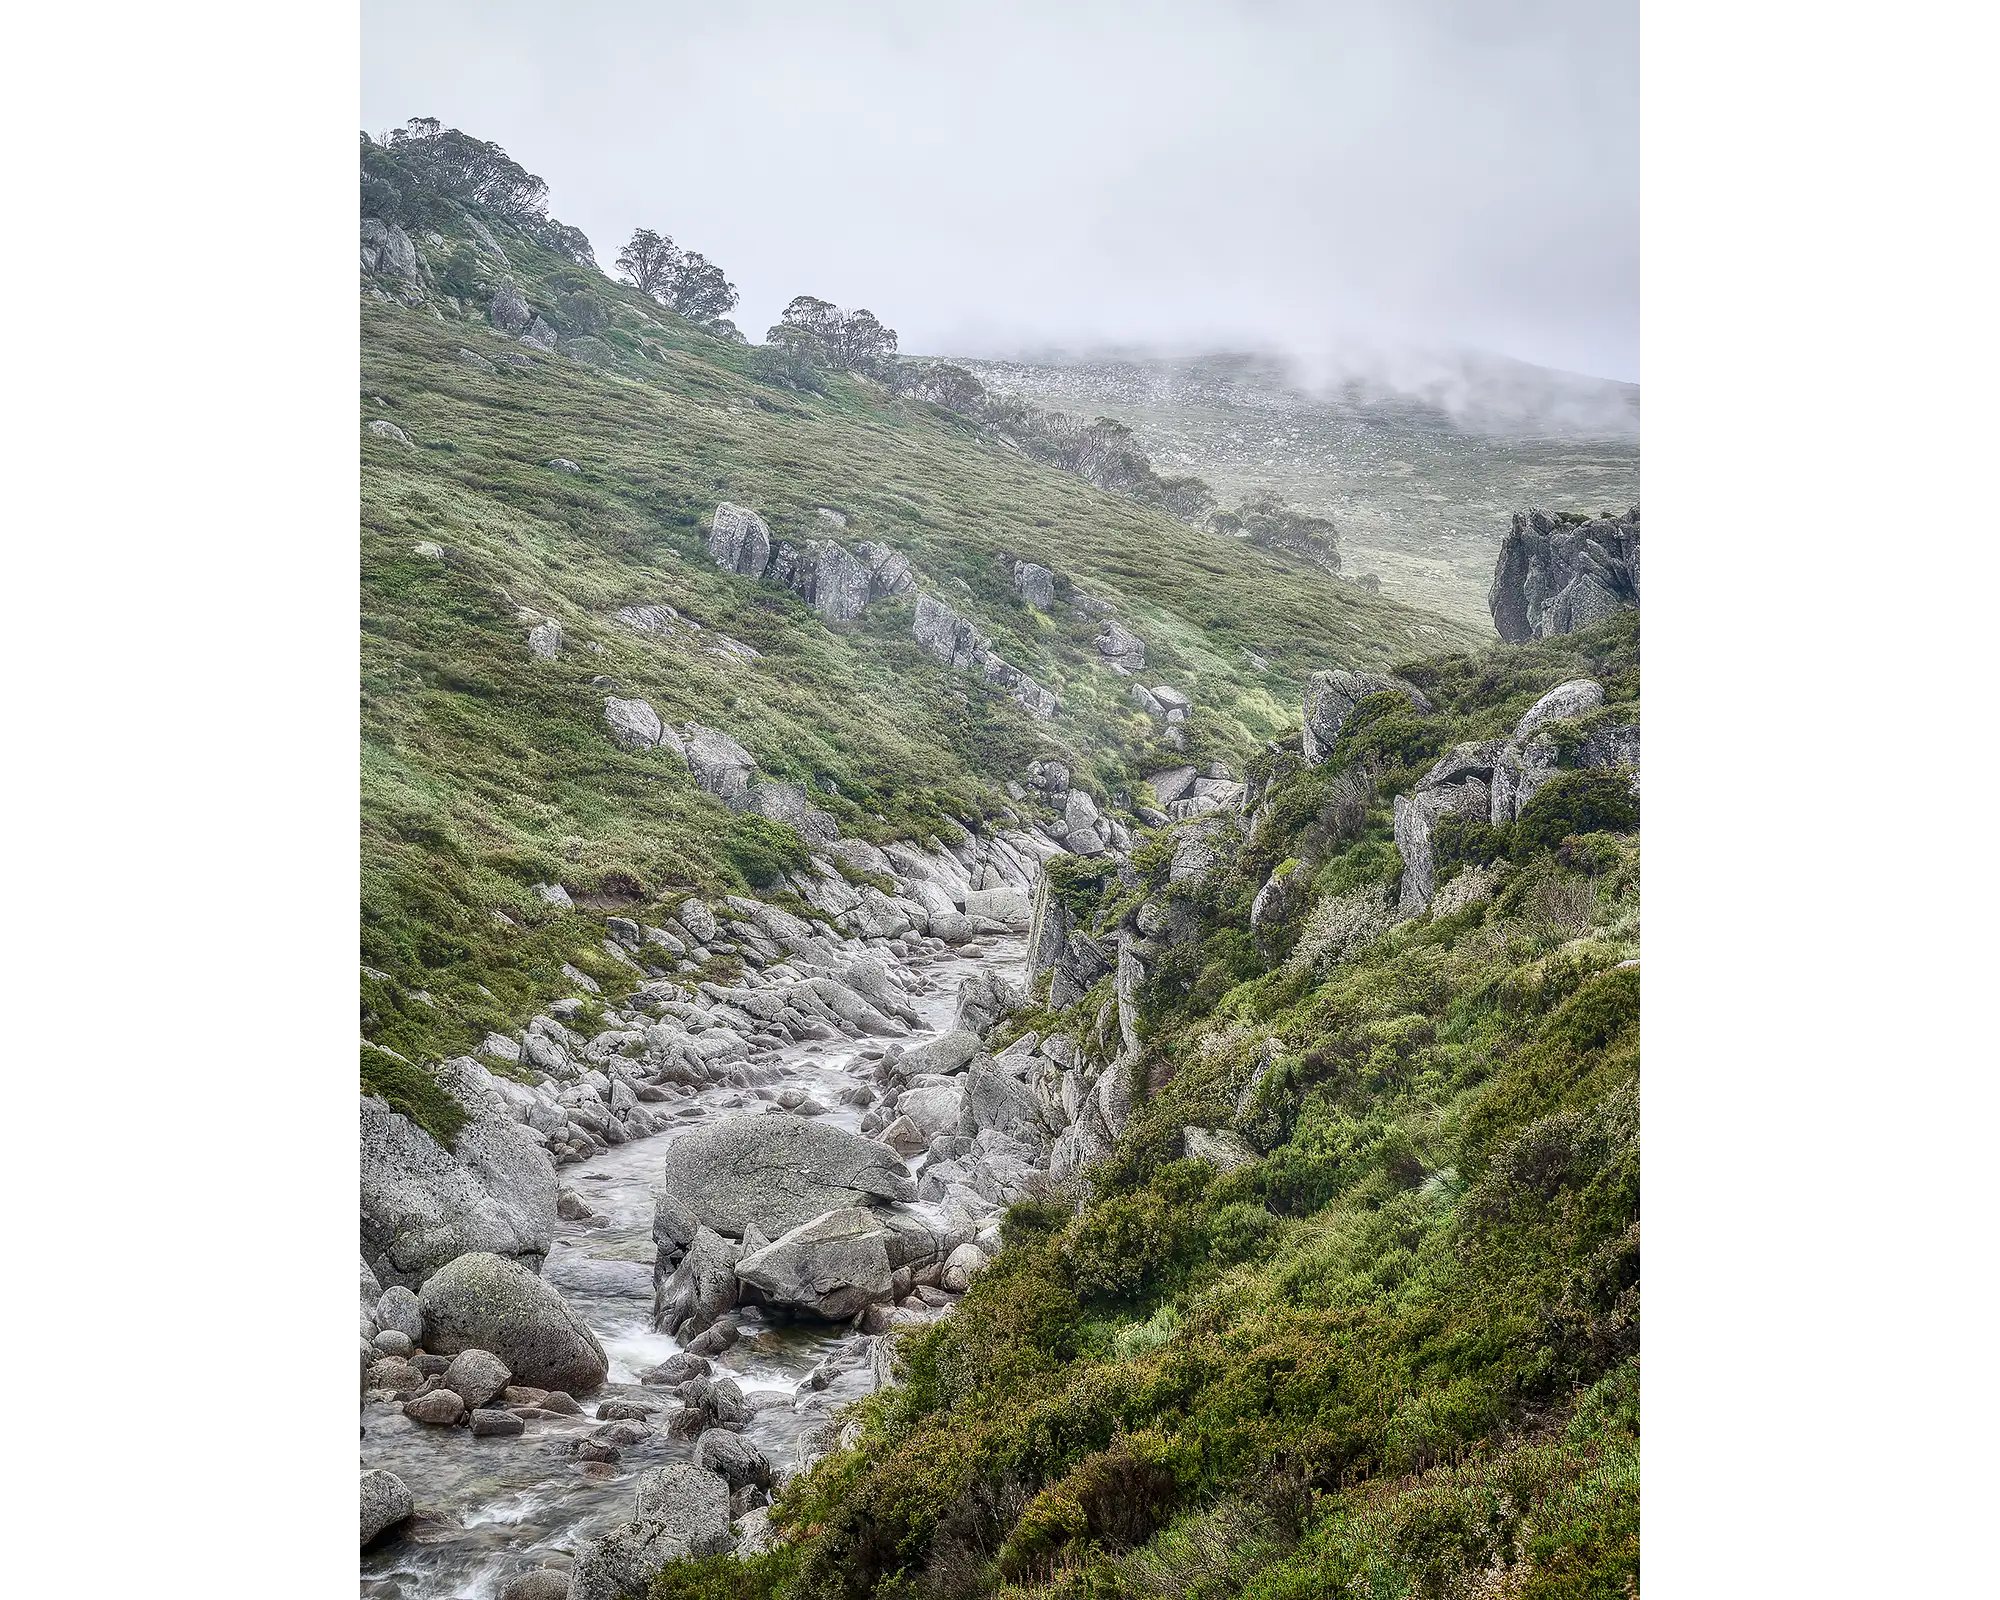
left=733, top=1207, right=898, bottom=1320
left=416, top=1251, right=608, bottom=1394
left=657, top=1113, right=914, bottom=1239
left=360, top=1096, right=556, bottom=1289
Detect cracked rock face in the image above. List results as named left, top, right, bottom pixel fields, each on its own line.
left=1488, top=507, right=1639, bottom=644
left=707, top=502, right=773, bottom=579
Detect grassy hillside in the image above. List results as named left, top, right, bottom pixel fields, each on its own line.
left=682, top=614, right=1640, bottom=1600
left=956, top=353, right=1641, bottom=635
left=360, top=224, right=1481, bottom=1063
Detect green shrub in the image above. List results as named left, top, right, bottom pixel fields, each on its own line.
left=1556, top=830, right=1625, bottom=877
left=1429, top=811, right=1512, bottom=882
left=359, top=1045, right=467, bottom=1145
left=1045, top=853, right=1111, bottom=920
left=1335, top=692, right=1446, bottom=772
left=723, top=812, right=810, bottom=886
left=1513, top=770, right=1638, bottom=859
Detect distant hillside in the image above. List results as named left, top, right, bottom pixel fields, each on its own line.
left=360, top=206, right=1483, bottom=1062
left=952, top=349, right=1641, bottom=634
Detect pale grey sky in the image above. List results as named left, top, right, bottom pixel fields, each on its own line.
left=361, top=0, right=1637, bottom=381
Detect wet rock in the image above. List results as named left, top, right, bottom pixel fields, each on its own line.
left=653, top=1223, right=742, bottom=1335
left=404, top=1388, right=466, bottom=1426
left=572, top=1438, right=621, bottom=1463
left=443, top=1348, right=512, bottom=1409
left=539, top=1390, right=583, bottom=1416
left=501, top=1385, right=549, bottom=1407
left=671, top=1375, right=750, bottom=1436
left=657, top=1113, right=913, bottom=1239
left=598, top=1398, right=658, bottom=1421
left=641, top=1353, right=711, bottom=1387
left=469, top=1407, right=526, bottom=1438
left=732, top=1206, right=898, bottom=1320
left=555, top=1187, right=600, bottom=1222
left=498, top=1572, right=569, bottom=1600
left=592, top=1420, right=653, bottom=1447
left=696, top=1428, right=774, bottom=1490
left=359, top=1469, right=413, bottom=1547
left=568, top=1465, right=735, bottom=1600
left=417, top=1252, right=609, bottom=1393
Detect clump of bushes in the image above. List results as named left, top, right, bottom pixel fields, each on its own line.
left=360, top=1045, right=467, bottom=1145
left=1514, top=768, right=1639, bottom=857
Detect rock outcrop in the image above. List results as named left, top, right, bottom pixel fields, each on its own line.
left=1489, top=507, right=1640, bottom=643
left=359, top=1095, right=557, bottom=1289
left=707, top=503, right=773, bottom=579
left=707, top=503, right=916, bottom=625
left=913, top=593, right=1057, bottom=719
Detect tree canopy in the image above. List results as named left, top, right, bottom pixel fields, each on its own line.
left=615, top=228, right=740, bottom=326
left=767, top=295, right=900, bottom=377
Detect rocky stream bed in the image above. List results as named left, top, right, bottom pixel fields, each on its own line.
left=363, top=931, right=1029, bottom=1600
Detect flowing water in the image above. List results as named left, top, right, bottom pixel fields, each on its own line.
left=361, top=933, right=1027, bottom=1599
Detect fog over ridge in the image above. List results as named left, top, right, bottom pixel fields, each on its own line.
left=362, top=0, right=1637, bottom=383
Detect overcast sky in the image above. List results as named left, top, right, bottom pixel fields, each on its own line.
left=361, top=0, right=1637, bottom=382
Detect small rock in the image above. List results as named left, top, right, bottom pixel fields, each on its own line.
left=404, top=1389, right=466, bottom=1426
left=572, top=1438, right=621, bottom=1463
left=372, top=1329, right=413, bottom=1358
left=547, top=458, right=581, bottom=474
left=366, top=419, right=412, bottom=446
left=365, top=1355, right=423, bottom=1393
left=597, top=1399, right=657, bottom=1421
left=540, top=1390, right=583, bottom=1416
left=641, top=1353, right=711, bottom=1386
left=469, top=1407, right=526, bottom=1438
left=443, top=1348, right=512, bottom=1409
